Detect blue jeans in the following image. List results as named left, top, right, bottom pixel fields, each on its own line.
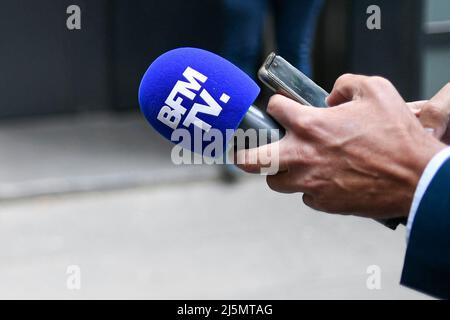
left=223, top=0, right=325, bottom=78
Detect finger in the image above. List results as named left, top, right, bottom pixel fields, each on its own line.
left=419, top=104, right=448, bottom=139
left=431, top=83, right=450, bottom=113
left=419, top=84, right=450, bottom=139
left=266, top=171, right=300, bottom=194
left=406, top=100, right=428, bottom=117
left=326, top=74, right=369, bottom=106
left=234, top=140, right=288, bottom=174
left=302, top=194, right=320, bottom=211
left=266, top=94, right=314, bottom=131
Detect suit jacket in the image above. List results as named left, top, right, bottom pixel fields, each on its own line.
left=401, top=157, right=450, bottom=299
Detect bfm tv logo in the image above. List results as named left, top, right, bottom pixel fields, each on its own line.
left=157, top=66, right=280, bottom=175
left=157, top=67, right=230, bottom=131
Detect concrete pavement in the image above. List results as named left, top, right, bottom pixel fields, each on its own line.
left=0, top=113, right=429, bottom=299
left=0, top=178, right=428, bottom=299
left=0, top=112, right=217, bottom=200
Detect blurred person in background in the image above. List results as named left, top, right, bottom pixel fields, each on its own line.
left=221, top=0, right=325, bottom=181
left=222, top=0, right=325, bottom=78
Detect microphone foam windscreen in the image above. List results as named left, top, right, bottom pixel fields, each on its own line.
left=139, top=47, right=260, bottom=156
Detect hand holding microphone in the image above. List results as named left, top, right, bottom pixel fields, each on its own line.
left=236, top=74, right=446, bottom=221
left=138, top=48, right=429, bottom=228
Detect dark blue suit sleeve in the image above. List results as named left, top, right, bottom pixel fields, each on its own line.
left=401, top=157, right=450, bottom=299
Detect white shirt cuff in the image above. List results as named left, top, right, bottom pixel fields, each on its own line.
left=406, top=147, right=450, bottom=241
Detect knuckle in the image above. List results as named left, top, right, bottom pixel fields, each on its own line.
left=365, top=76, right=392, bottom=91
left=335, top=73, right=355, bottom=87
left=372, top=76, right=391, bottom=86
left=338, top=73, right=355, bottom=82
left=296, top=114, right=319, bottom=132
left=302, top=182, right=317, bottom=194
left=363, top=77, right=399, bottom=103
left=297, top=115, right=313, bottom=130
left=299, top=175, right=314, bottom=189
left=298, top=172, right=322, bottom=193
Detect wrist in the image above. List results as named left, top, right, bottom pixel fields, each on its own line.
left=402, top=134, right=447, bottom=217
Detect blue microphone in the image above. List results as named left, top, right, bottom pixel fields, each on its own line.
left=138, top=47, right=283, bottom=156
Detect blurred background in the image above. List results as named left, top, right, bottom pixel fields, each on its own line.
left=0, top=0, right=448, bottom=299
